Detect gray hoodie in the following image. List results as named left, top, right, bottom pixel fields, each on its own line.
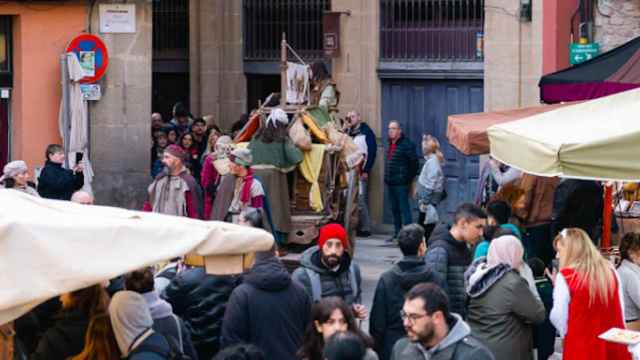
left=292, top=247, right=362, bottom=305
left=390, top=313, right=494, bottom=360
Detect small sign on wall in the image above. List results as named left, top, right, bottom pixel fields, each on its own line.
left=99, top=4, right=136, bottom=34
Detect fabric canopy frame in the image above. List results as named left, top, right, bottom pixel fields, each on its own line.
left=540, top=36, right=640, bottom=104
left=488, top=87, right=640, bottom=182
left=447, top=102, right=576, bottom=155
left=0, top=190, right=274, bottom=325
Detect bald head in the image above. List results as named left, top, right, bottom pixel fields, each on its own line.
left=388, top=120, right=402, bottom=141
left=71, top=191, right=94, bottom=205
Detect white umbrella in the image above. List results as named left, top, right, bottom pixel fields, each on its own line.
left=488, top=87, right=640, bottom=181
left=0, top=190, right=273, bottom=324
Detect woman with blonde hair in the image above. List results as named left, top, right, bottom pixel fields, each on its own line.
left=416, top=134, right=445, bottom=239
left=71, top=313, right=120, bottom=360
left=550, top=228, right=630, bottom=360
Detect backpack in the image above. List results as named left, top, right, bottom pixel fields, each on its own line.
left=128, top=332, right=190, bottom=360
left=304, top=264, right=359, bottom=302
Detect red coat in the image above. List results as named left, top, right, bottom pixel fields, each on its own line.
left=561, top=268, right=631, bottom=360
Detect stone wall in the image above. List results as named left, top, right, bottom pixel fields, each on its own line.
left=190, top=0, right=245, bottom=131
left=331, top=0, right=385, bottom=229
left=89, top=0, right=152, bottom=209
left=595, top=0, right=640, bottom=51
left=484, top=0, right=543, bottom=111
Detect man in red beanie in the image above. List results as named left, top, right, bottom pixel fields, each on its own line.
left=292, top=223, right=367, bottom=319
left=143, top=144, right=203, bottom=219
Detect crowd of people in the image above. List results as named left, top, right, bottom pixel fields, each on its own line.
left=2, top=97, right=640, bottom=360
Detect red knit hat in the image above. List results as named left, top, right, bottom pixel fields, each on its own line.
left=318, top=223, right=348, bottom=250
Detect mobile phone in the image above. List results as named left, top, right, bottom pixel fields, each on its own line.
left=551, top=259, right=559, bottom=272
left=76, top=152, right=84, bottom=164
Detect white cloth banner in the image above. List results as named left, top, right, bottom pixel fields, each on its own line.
left=0, top=190, right=274, bottom=325
left=286, top=62, right=309, bottom=104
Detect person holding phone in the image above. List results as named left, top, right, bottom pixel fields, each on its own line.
left=37, top=144, right=84, bottom=201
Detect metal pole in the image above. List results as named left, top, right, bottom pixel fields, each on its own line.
left=60, top=54, right=71, bottom=168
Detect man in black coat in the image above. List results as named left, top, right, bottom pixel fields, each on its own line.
left=163, top=266, right=239, bottom=360
left=424, top=204, right=486, bottom=319
left=370, top=224, right=446, bottom=360
left=384, top=121, right=419, bottom=241
left=221, top=252, right=311, bottom=360
left=37, top=144, right=84, bottom=200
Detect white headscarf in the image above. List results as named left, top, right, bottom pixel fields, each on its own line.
left=266, top=108, right=289, bottom=128
left=487, top=235, right=524, bottom=270
left=109, top=291, right=154, bottom=356
left=0, top=160, right=27, bottom=182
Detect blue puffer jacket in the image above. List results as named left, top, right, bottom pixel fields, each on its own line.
left=425, top=223, right=473, bottom=319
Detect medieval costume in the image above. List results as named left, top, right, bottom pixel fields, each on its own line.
left=248, top=108, right=304, bottom=243
left=144, top=145, right=203, bottom=219
left=309, top=61, right=339, bottom=112
left=210, top=148, right=266, bottom=224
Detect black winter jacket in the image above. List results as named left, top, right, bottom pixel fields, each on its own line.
left=425, top=223, right=472, bottom=319
left=153, top=315, right=198, bottom=360
left=163, top=267, right=239, bottom=360
left=221, top=256, right=311, bottom=360
left=370, top=256, right=446, bottom=360
left=37, top=161, right=84, bottom=200
left=384, top=135, right=419, bottom=186
left=30, top=309, right=89, bottom=360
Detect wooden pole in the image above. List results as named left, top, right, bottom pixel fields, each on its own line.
left=280, top=32, right=287, bottom=107
left=602, top=183, right=613, bottom=248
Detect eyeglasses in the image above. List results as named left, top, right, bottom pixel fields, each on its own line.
left=400, top=310, right=429, bottom=324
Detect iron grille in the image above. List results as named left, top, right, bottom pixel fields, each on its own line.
left=243, top=0, right=331, bottom=61
left=153, top=0, right=189, bottom=59
left=381, top=0, right=484, bottom=61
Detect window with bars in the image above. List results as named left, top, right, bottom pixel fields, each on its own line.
left=153, top=0, right=189, bottom=60
left=381, top=0, right=484, bottom=62
left=243, top=0, right=331, bottom=61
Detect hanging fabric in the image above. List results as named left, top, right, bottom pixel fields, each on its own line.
left=286, top=62, right=309, bottom=104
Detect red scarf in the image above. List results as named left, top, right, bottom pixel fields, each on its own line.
left=240, top=169, right=255, bottom=204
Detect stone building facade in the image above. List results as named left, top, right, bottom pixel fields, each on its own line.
left=595, top=0, right=640, bottom=51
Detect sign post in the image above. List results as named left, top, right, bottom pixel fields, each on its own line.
left=570, top=43, right=600, bottom=65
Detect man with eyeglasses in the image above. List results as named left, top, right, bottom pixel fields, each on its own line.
left=391, top=283, right=494, bottom=360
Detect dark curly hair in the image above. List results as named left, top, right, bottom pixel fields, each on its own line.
left=620, top=232, right=640, bottom=264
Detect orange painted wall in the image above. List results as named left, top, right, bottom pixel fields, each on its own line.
left=0, top=2, right=86, bottom=174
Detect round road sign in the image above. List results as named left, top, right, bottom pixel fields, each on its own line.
left=66, top=34, right=109, bottom=84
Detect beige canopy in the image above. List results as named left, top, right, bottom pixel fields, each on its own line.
left=0, top=190, right=274, bottom=325
left=488, top=88, right=640, bottom=181
left=446, top=102, right=575, bottom=155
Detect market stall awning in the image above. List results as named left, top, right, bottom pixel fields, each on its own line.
left=447, top=102, right=575, bottom=155
left=489, top=87, right=640, bottom=181
left=540, top=36, right=640, bottom=103
left=0, top=190, right=274, bottom=325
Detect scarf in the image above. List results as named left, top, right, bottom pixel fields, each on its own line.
left=240, top=169, right=255, bottom=205
left=142, top=291, right=173, bottom=320
left=487, top=235, right=524, bottom=269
